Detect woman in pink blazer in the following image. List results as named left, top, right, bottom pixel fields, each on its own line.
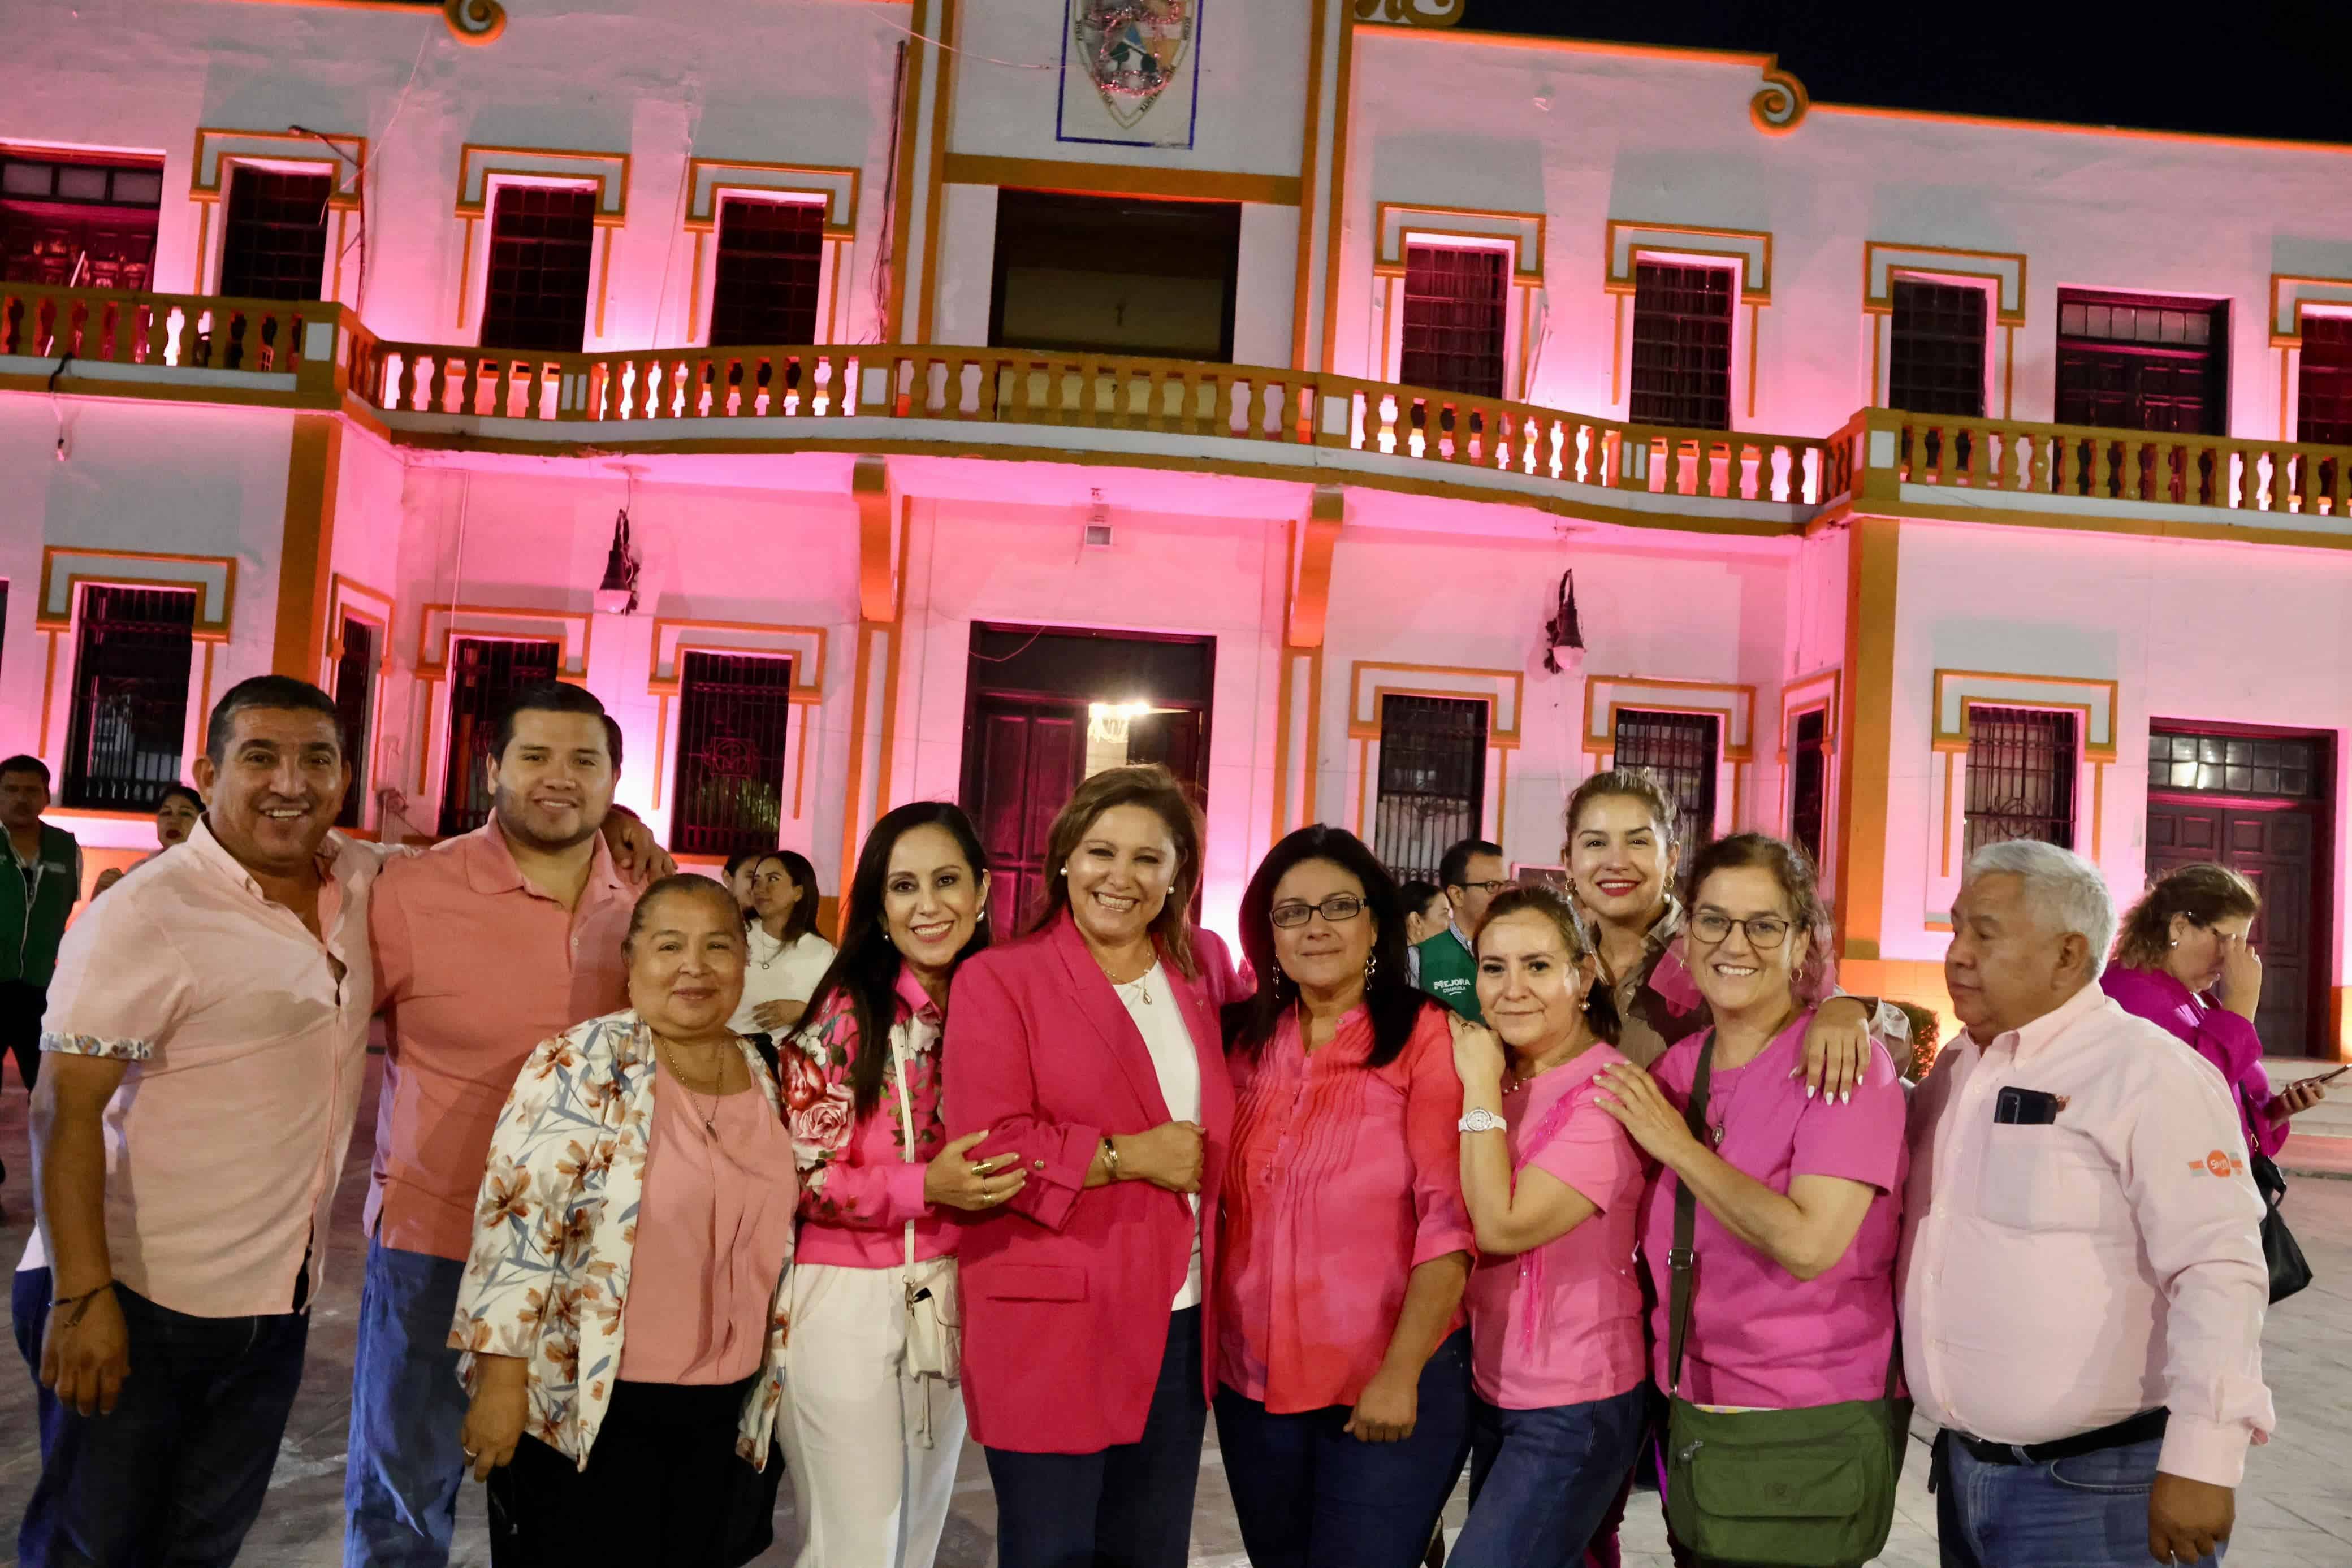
left=945, top=764, right=1236, bottom=1568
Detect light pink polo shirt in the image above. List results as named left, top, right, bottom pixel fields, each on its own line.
left=1465, top=1042, right=1648, bottom=1410
left=367, top=821, right=635, bottom=1262
left=19, top=821, right=383, bottom=1318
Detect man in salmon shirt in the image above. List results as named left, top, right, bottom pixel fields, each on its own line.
left=344, top=683, right=669, bottom=1568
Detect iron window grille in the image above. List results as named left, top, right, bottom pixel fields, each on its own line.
left=478, top=184, right=596, bottom=353
left=1399, top=245, right=1508, bottom=399
left=1789, top=708, right=1828, bottom=870
left=1629, top=262, right=1733, bottom=431
left=438, top=638, right=560, bottom=836
left=333, top=616, right=377, bottom=829
left=1612, top=709, right=1720, bottom=855
left=1373, top=695, right=1487, bottom=884
left=1963, top=706, right=2077, bottom=857
left=2148, top=729, right=2320, bottom=800
left=669, top=651, right=795, bottom=858
left=218, top=167, right=331, bottom=302
left=708, top=198, right=825, bottom=348
left=62, top=586, right=196, bottom=811
left=1888, top=279, right=1987, bottom=418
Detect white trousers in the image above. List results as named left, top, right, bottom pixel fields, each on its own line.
left=779, top=1259, right=967, bottom=1568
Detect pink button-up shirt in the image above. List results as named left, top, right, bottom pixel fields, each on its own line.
left=1900, top=979, right=2275, bottom=1486
left=20, top=821, right=382, bottom=1317
left=2100, top=966, right=2285, bottom=1159
left=1216, top=1001, right=1473, bottom=1413
left=368, top=821, right=635, bottom=1261
left=786, top=968, right=957, bottom=1267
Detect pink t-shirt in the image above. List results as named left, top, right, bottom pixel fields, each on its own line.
left=1466, top=1042, right=1648, bottom=1410
left=617, top=1078, right=799, bottom=1385
left=1638, top=1012, right=1907, bottom=1410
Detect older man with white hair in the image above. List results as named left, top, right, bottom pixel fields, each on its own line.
left=1901, top=840, right=2272, bottom=1568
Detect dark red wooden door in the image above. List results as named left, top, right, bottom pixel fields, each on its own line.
left=965, top=696, right=1086, bottom=935
left=2146, top=800, right=2319, bottom=1057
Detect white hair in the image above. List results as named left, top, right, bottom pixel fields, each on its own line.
left=1964, top=840, right=2116, bottom=978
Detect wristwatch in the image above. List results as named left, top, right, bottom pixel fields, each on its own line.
left=1458, top=1107, right=1506, bottom=1133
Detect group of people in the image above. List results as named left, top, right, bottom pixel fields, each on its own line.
left=0, top=673, right=2320, bottom=1568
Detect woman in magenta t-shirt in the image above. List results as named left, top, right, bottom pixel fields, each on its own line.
left=1594, top=834, right=1907, bottom=1567
left=1447, top=886, right=1649, bottom=1568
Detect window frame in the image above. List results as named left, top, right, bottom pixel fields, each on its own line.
left=1610, top=707, right=1723, bottom=857
left=214, top=163, right=334, bottom=304
left=702, top=194, right=830, bottom=350
left=2294, top=311, right=2352, bottom=446
left=667, top=649, right=797, bottom=859
left=1960, top=704, right=2080, bottom=857
left=1383, top=236, right=1522, bottom=400
left=60, top=583, right=199, bottom=813
left=474, top=179, right=602, bottom=354
left=1885, top=275, right=1993, bottom=419
left=2053, top=287, right=2230, bottom=437
left=1370, top=692, right=1489, bottom=885
left=1626, top=259, right=1739, bottom=432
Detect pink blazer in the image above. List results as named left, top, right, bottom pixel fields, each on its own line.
left=945, top=913, right=1236, bottom=1453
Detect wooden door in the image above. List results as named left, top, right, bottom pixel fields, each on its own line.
left=964, top=696, right=1086, bottom=934
left=2146, top=800, right=2320, bottom=1057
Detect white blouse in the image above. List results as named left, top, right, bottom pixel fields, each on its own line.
left=728, top=927, right=837, bottom=1036
left=1113, top=963, right=1204, bottom=1311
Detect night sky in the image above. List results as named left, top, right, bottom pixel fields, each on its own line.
left=1467, top=1, right=2352, bottom=146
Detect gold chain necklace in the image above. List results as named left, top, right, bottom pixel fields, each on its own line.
left=659, top=1038, right=726, bottom=1136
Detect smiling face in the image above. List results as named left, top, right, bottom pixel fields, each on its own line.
left=1269, top=857, right=1375, bottom=995
left=1685, top=863, right=1809, bottom=1020
left=749, top=855, right=802, bottom=930
left=626, top=887, right=748, bottom=1038
left=2165, top=911, right=2251, bottom=993
left=191, top=707, right=349, bottom=880
left=487, top=709, right=615, bottom=856
left=1063, top=802, right=1179, bottom=953
left=883, top=822, right=989, bottom=985
left=1475, top=908, right=1595, bottom=1060
left=155, top=793, right=201, bottom=847
left=1568, top=792, right=1676, bottom=929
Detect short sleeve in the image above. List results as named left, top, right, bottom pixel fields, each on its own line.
left=1528, top=1091, right=1646, bottom=1214
left=1789, top=1047, right=1906, bottom=1192
left=40, top=883, right=192, bottom=1061
left=369, top=864, right=416, bottom=1012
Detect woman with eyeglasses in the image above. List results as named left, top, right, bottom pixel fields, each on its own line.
left=1590, top=834, right=1908, bottom=1567
left=1213, top=826, right=1475, bottom=1568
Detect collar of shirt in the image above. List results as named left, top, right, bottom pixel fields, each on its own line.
left=893, top=963, right=942, bottom=1030
left=179, top=815, right=352, bottom=904
left=1970, top=976, right=2109, bottom=1065
left=459, top=816, right=626, bottom=904
left=1607, top=896, right=1686, bottom=1001
left=1449, top=921, right=1473, bottom=953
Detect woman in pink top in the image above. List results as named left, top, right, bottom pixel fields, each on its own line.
left=1214, top=826, right=1474, bottom=1568
left=1593, top=835, right=1908, bottom=1568
left=1446, top=886, right=1648, bottom=1568
left=777, top=802, right=1024, bottom=1568
left=2102, top=863, right=2331, bottom=1159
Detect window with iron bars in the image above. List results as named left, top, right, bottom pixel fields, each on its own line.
left=1629, top=262, right=1733, bottom=431
left=438, top=638, right=561, bottom=836
left=1399, top=244, right=1507, bottom=399
left=1789, top=708, right=1828, bottom=870
left=333, top=616, right=377, bottom=829
left=479, top=185, right=596, bottom=353
left=670, top=651, right=795, bottom=858
left=1963, top=705, right=2077, bottom=857
left=708, top=198, right=825, bottom=348
left=63, top=586, right=196, bottom=811
left=1373, top=695, right=1486, bottom=884
left=1612, top=710, right=1720, bottom=855
left=1888, top=279, right=1987, bottom=418
left=218, top=167, right=331, bottom=302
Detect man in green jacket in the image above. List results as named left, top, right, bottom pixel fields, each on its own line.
left=1412, top=837, right=1506, bottom=1024
left=1, top=755, right=83, bottom=1197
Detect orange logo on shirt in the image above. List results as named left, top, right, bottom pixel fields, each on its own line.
left=2189, top=1149, right=2245, bottom=1178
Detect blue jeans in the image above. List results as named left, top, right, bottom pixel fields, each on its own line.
left=1212, top=1327, right=1473, bottom=1568
left=985, top=1306, right=1208, bottom=1568
left=1452, top=1384, right=1649, bottom=1568
left=1936, top=1431, right=2223, bottom=1568
left=12, top=1265, right=309, bottom=1567
left=345, top=1240, right=472, bottom=1568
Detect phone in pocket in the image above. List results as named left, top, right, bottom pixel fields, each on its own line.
left=1994, top=1086, right=2063, bottom=1125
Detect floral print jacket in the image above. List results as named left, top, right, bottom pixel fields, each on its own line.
left=449, top=1010, right=792, bottom=1471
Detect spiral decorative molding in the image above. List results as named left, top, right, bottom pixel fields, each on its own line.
left=1750, top=61, right=1808, bottom=135
left=1352, top=0, right=1467, bottom=27
left=443, top=0, right=506, bottom=45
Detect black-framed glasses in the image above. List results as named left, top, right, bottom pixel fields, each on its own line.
left=1689, top=910, right=1793, bottom=950
left=1454, top=879, right=1512, bottom=896
left=1270, top=894, right=1368, bottom=929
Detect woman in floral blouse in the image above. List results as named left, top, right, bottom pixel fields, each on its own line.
left=451, top=874, right=797, bottom=1566
left=780, top=802, right=1024, bottom=1568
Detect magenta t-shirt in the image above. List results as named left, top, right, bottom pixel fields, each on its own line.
left=1466, top=1043, right=1649, bottom=1410
left=1637, top=1013, right=1907, bottom=1409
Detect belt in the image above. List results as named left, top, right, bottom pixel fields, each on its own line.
left=1952, top=1407, right=2169, bottom=1466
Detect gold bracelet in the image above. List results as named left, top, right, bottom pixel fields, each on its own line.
left=1101, top=1136, right=1122, bottom=1180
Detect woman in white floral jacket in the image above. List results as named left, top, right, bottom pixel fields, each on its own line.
left=451, top=875, right=797, bottom=1566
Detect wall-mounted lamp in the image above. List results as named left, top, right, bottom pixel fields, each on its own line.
left=594, top=508, right=640, bottom=615
left=1542, top=568, right=1585, bottom=675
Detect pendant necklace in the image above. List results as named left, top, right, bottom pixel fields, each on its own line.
left=660, top=1038, right=723, bottom=1136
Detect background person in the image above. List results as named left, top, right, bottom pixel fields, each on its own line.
left=0, top=756, right=81, bottom=1202
left=1213, top=826, right=1474, bottom=1568
left=732, top=848, right=835, bottom=1045
left=724, top=848, right=764, bottom=919
left=1413, top=838, right=1506, bottom=1023
left=91, top=782, right=202, bottom=898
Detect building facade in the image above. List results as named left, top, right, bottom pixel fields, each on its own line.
left=5, top=0, right=2352, bottom=1056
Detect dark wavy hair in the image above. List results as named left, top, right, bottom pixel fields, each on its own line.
left=751, top=848, right=821, bottom=943
left=799, top=802, right=992, bottom=1118
left=1225, top=825, right=1426, bottom=1071
left=1473, top=885, right=1623, bottom=1046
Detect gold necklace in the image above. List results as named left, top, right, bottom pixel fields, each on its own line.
left=659, top=1038, right=725, bottom=1136
left=1095, top=949, right=1155, bottom=1003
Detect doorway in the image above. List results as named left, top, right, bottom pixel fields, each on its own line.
left=960, top=625, right=1214, bottom=934
left=2145, top=724, right=2334, bottom=1058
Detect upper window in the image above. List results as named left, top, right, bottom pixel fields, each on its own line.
left=1888, top=279, right=1987, bottom=417
left=991, top=189, right=1240, bottom=361
left=479, top=185, right=596, bottom=353
left=218, top=167, right=331, bottom=301
left=2149, top=729, right=2321, bottom=801
left=1963, top=705, right=2077, bottom=857
left=1629, top=262, right=1733, bottom=431
left=2055, top=291, right=2226, bottom=436
left=1399, top=245, right=1507, bottom=399
left=1789, top=708, right=1828, bottom=869
left=63, top=585, right=196, bottom=811
left=707, top=198, right=824, bottom=348
left=669, top=651, right=795, bottom=858
left=1613, top=709, right=1720, bottom=854
left=332, top=614, right=377, bottom=829
left=1372, top=694, right=1486, bottom=884
left=2296, top=315, right=2352, bottom=447
left=439, top=637, right=560, bottom=835
left=0, top=153, right=161, bottom=290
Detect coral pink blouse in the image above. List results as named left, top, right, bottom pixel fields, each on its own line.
left=1217, top=1001, right=1473, bottom=1413
left=617, top=1078, right=799, bottom=1385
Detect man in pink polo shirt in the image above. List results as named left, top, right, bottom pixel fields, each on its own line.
left=344, top=682, right=652, bottom=1568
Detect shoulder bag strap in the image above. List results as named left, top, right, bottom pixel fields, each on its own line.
left=1666, top=1032, right=1715, bottom=1400
left=887, top=1016, right=920, bottom=1272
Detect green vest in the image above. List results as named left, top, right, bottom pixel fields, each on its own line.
left=1413, top=928, right=1482, bottom=1024
left=0, top=822, right=81, bottom=989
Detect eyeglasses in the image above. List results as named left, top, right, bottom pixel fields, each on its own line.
left=1689, top=910, right=1793, bottom=950
left=1270, top=894, right=1368, bottom=929
left=1454, top=880, right=1512, bottom=896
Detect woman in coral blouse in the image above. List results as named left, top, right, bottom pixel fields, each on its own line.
left=1213, top=825, right=1474, bottom=1568
left=778, top=802, right=1024, bottom=1568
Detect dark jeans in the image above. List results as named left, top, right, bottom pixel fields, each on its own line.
left=12, top=1265, right=309, bottom=1567
left=344, top=1240, right=472, bottom=1568
left=1452, top=1383, right=1649, bottom=1568
left=985, top=1306, right=1208, bottom=1568
left=1212, top=1327, right=1473, bottom=1568
left=1935, top=1431, right=2222, bottom=1568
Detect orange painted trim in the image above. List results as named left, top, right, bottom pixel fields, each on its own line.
left=457, top=214, right=476, bottom=329
left=1832, top=516, right=1900, bottom=961
left=38, top=549, right=239, bottom=640
left=836, top=620, right=881, bottom=919
left=271, top=415, right=343, bottom=677
left=1610, top=294, right=1624, bottom=405
left=871, top=503, right=913, bottom=820
left=1940, top=750, right=1955, bottom=878
left=38, top=631, right=58, bottom=757
left=1931, top=669, right=2119, bottom=760
left=2281, top=346, right=2293, bottom=441
left=651, top=692, right=668, bottom=810
left=853, top=457, right=897, bottom=623
left=2001, top=323, right=2015, bottom=419
left=1373, top=202, right=1545, bottom=281
left=1351, top=24, right=1774, bottom=69
left=197, top=642, right=217, bottom=746
left=883, top=0, right=931, bottom=341
left=1812, top=100, right=2352, bottom=161
left=1746, top=301, right=1759, bottom=421
left=914, top=0, right=959, bottom=345
left=1291, top=0, right=1329, bottom=372
left=689, top=229, right=705, bottom=342
left=645, top=618, right=829, bottom=695
left=1270, top=652, right=1297, bottom=844
left=1860, top=242, right=2029, bottom=325
left=940, top=154, right=1302, bottom=207
left=453, top=144, right=631, bottom=221
left=793, top=703, right=810, bottom=821
left=594, top=227, right=614, bottom=337
left=1289, top=488, right=1343, bottom=649
left=1302, top=646, right=1324, bottom=831
left=2091, top=760, right=2105, bottom=860
left=1349, top=736, right=1366, bottom=834
left=1495, top=746, right=1510, bottom=844
left=1870, top=313, right=1884, bottom=406
left=1605, top=219, right=1774, bottom=304
left=192, top=205, right=212, bottom=294
left=1316, top=13, right=1358, bottom=372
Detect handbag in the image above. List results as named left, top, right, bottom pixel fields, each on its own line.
left=1661, top=1033, right=1910, bottom=1568
left=887, top=1023, right=962, bottom=1412
left=2249, top=1149, right=2312, bottom=1304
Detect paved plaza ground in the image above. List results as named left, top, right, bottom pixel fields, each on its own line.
left=3, top=1055, right=2349, bottom=1567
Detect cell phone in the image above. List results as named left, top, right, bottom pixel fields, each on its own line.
left=2297, top=1065, right=2350, bottom=1089
left=1994, top=1086, right=2063, bottom=1125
